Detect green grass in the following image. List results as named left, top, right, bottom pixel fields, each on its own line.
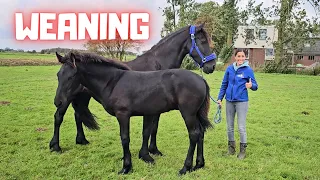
left=0, top=52, right=137, bottom=61
left=0, top=52, right=56, bottom=60
left=0, top=66, right=320, bottom=179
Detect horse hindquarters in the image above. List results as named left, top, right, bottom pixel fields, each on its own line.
left=193, top=79, right=213, bottom=170
left=178, top=78, right=212, bottom=174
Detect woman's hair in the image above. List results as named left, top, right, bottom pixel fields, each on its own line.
left=234, top=49, right=248, bottom=57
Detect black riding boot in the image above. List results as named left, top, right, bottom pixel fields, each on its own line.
left=228, top=141, right=236, bottom=155
left=237, top=143, right=247, bottom=159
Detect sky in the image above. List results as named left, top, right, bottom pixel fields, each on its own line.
left=0, top=0, right=317, bottom=52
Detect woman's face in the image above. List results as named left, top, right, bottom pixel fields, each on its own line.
left=235, top=51, right=246, bottom=66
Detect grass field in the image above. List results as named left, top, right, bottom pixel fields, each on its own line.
left=0, top=52, right=56, bottom=60
left=0, top=66, right=320, bottom=179
left=0, top=52, right=137, bottom=66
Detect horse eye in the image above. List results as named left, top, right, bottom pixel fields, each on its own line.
left=68, top=76, right=73, bottom=80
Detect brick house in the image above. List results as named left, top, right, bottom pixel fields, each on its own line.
left=293, top=40, right=320, bottom=66
left=232, top=25, right=278, bottom=67
left=232, top=25, right=320, bottom=67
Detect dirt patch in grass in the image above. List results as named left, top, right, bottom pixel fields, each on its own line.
left=0, top=101, right=11, bottom=105
left=36, top=127, right=48, bottom=132
left=0, top=59, right=59, bottom=66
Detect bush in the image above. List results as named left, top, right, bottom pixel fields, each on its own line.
left=214, top=61, right=226, bottom=71
left=296, top=66, right=320, bottom=76
left=218, top=45, right=234, bottom=63
left=263, top=60, right=295, bottom=74
left=181, top=56, right=198, bottom=70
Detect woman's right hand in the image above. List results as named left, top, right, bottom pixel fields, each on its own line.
left=217, top=100, right=222, bottom=107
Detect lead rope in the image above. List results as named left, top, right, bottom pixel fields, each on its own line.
left=199, top=69, right=222, bottom=124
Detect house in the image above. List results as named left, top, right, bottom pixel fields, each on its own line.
left=232, top=25, right=278, bottom=67
left=293, top=40, right=320, bottom=66
left=232, top=25, right=320, bottom=67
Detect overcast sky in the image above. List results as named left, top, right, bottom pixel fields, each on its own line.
left=0, top=0, right=316, bottom=51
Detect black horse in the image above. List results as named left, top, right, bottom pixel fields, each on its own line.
left=50, top=24, right=216, bottom=161
left=54, top=51, right=213, bottom=175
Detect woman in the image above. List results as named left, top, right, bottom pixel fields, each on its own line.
left=217, top=49, right=258, bottom=159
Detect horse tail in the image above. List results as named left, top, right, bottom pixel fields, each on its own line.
left=80, top=109, right=100, bottom=130
left=72, top=94, right=100, bottom=130
left=197, top=79, right=213, bottom=132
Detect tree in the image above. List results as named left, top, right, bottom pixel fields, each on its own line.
left=275, top=0, right=319, bottom=66
left=160, top=0, right=202, bottom=69
left=194, top=1, right=225, bottom=54
left=241, top=0, right=320, bottom=67
left=195, top=0, right=245, bottom=62
left=84, top=35, right=142, bottom=61
left=160, top=0, right=259, bottom=66
left=160, top=0, right=199, bottom=37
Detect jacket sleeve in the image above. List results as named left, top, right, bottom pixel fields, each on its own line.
left=217, top=68, right=229, bottom=100
left=248, top=69, right=258, bottom=91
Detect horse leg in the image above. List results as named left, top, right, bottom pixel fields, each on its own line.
left=116, top=112, right=132, bottom=174
left=179, top=114, right=199, bottom=175
left=49, top=104, right=69, bottom=153
left=148, top=114, right=163, bottom=156
left=139, top=116, right=154, bottom=163
left=71, top=92, right=93, bottom=145
left=192, top=125, right=205, bottom=171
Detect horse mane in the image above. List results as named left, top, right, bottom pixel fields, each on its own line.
left=146, top=25, right=190, bottom=53
left=202, top=28, right=212, bottom=46
left=66, top=50, right=131, bottom=70
left=145, top=24, right=212, bottom=54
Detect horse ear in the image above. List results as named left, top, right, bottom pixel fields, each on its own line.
left=70, top=52, right=77, bottom=68
left=56, top=52, right=65, bottom=63
left=196, top=22, right=205, bottom=32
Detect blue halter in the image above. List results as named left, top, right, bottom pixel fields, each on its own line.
left=189, top=25, right=221, bottom=124
left=189, top=25, right=216, bottom=68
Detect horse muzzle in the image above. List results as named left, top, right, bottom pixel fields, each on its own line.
left=54, top=96, right=67, bottom=107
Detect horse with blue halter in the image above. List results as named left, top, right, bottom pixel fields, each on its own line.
left=50, top=24, right=217, bottom=163
left=54, top=50, right=213, bottom=175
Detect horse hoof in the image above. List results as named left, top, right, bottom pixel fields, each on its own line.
left=118, top=166, right=132, bottom=175
left=192, top=163, right=204, bottom=171
left=178, top=167, right=192, bottom=175
left=139, top=153, right=155, bottom=164
left=76, top=137, right=90, bottom=145
left=49, top=142, right=62, bottom=153
left=149, top=148, right=163, bottom=156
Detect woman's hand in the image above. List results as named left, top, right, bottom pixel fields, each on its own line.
left=246, top=78, right=252, bottom=89
left=217, top=100, right=222, bottom=107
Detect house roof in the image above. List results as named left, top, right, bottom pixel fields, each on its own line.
left=302, top=40, right=320, bottom=55
left=295, top=39, right=320, bottom=56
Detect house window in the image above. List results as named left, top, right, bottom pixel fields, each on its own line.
left=243, top=48, right=250, bottom=59
left=297, top=55, right=303, bottom=60
left=245, top=29, right=254, bottom=37
left=308, top=56, right=315, bottom=60
left=259, top=29, right=267, bottom=40
left=265, top=49, right=274, bottom=56
left=244, top=29, right=254, bottom=45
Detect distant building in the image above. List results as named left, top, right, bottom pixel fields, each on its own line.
left=293, top=39, right=320, bottom=66
left=232, top=25, right=278, bottom=67
left=232, top=25, right=320, bottom=67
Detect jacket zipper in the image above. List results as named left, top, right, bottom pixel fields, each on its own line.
left=231, top=69, right=237, bottom=101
